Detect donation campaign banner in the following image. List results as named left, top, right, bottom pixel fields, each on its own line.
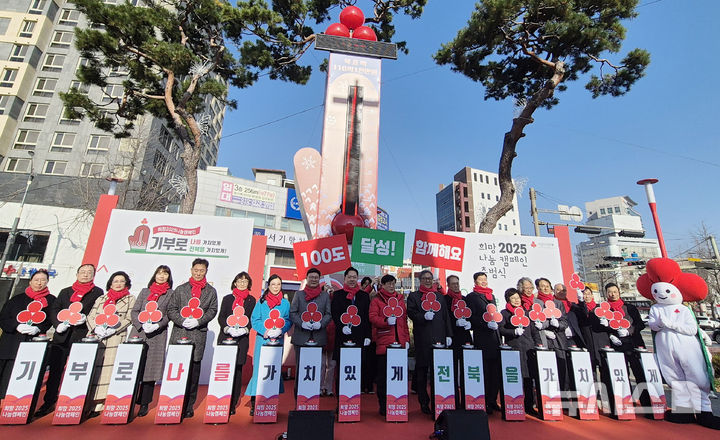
left=462, top=349, right=485, bottom=411
left=203, top=345, right=238, bottom=424
left=0, top=342, right=48, bottom=424
left=296, top=346, right=322, bottom=411
left=53, top=343, right=100, bottom=425
left=536, top=350, right=562, bottom=421
left=569, top=350, right=599, bottom=420
left=605, top=351, right=635, bottom=420
left=500, top=349, right=525, bottom=421
left=155, top=344, right=193, bottom=424
left=386, top=347, right=408, bottom=422
left=432, top=349, right=456, bottom=419
left=640, top=352, right=666, bottom=420
left=101, top=343, right=145, bottom=424
left=338, top=347, right=362, bottom=422
left=254, top=345, right=283, bottom=423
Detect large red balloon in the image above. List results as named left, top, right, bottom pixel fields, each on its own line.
left=325, top=22, right=350, bottom=37
left=352, top=25, right=377, bottom=41
left=339, top=6, right=365, bottom=30
left=331, top=213, right=364, bottom=243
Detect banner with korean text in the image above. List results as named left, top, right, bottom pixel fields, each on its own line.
left=411, top=230, right=464, bottom=271
left=500, top=350, right=525, bottom=421
left=536, top=350, right=562, bottom=421
left=338, top=347, right=361, bottom=422
left=204, top=345, right=238, bottom=424
left=293, top=235, right=351, bottom=276
left=640, top=352, right=665, bottom=420
left=0, top=342, right=48, bottom=424
left=462, top=349, right=485, bottom=411
left=296, top=346, right=322, bottom=411
left=432, top=349, right=456, bottom=419
left=569, top=350, right=599, bottom=420
left=386, top=347, right=408, bottom=422
left=155, top=344, right=193, bottom=424
left=604, top=351, right=635, bottom=420
left=101, top=343, right=145, bottom=424
left=351, top=228, right=404, bottom=266
left=53, top=343, right=100, bottom=425
left=254, top=345, right=283, bottom=423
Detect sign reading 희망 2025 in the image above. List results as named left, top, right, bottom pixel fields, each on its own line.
left=351, top=228, right=404, bottom=266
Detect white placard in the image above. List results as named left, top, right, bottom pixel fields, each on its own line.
left=203, top=344, right=238, bottom=424
left=536, top=350, right=562, bottom=420
left=640, top=352, right=665, bottom=419
left=604, top=351, right=634, bottom=420
left=462, top=349, right=485, bottom=411
left=386, top=347, right=408, bottom=422
left=97, top=210, right=254, bottom=383
left=101, top=343, right=145, bottom=424
left=53, top=342, right=99, bottom=425
left=433, top=348, right=456, bottom=419
left=296, top=346, right=322, bottom=411
left=569, top=350, right=599, bottom=420
left=447, top=233, right=564, bottom=308
left=500, top=350, right=524, bottom=421
left=254, top=345, right=283, bottom=423
left=155, top=344, right=193, bottom=424
left=338, top=347, right=361, bottom=422
left=0, top=342, right=48, bottom=425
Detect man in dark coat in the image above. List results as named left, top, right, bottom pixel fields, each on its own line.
left=444, top=274, right=472, bottom=405
left=35, top=264, right=103, bottom=418
left=407, top=270, right=452, bottom=415
left=534, top=277, right=570, bottom=391
left=554, top=283, right=586, bottom=349
left=167, top=258, right=218, bottom=418
left=600, top=283, right=646, bottom=385
left=331, top=267, right=371, bottom=358
left=465, top=271, right=502, bottom=414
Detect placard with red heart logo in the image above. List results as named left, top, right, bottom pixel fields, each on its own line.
left=609, top=311, right=631, bottom=330
left=138, top=301, right=163, bottom=324
left=594, top=302, right=614, bottom=320
left=227, top=306, right=250, bottom=328
left=95, top=304, right=120, bottom=327
left=264, top=308, right=285, bottom=330
left=421, top=292, right=441, bottom=312
left=529, top=303, right=547, bottom=322
left=340, top=305, right=361, bottom=326
left=482, top=304, right=502, bottom=323
left=453, top=300, right=472, bottom=320
left=301, top=302, right=323, bottom=323
left=57, top=302, right=83, bottom=325
left=543, top=301, right=562, bottom=319
left=510, top=308, right=530, bottom=328
left=180, top=297, right=204, bottom=319
left=17, top=300, right=46, bottom=325
left=382, top=297, right=404, bottom=318
left=568, top=272, right=585, bottom=291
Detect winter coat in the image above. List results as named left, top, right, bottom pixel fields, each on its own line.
left=407, top=290, right=453, bottom=367
left=49, top=285, right=103, bottom=346
left=167, top=281, right=218, bottom=362
left=129, top=287, right=173, bottom=381
left=216, top=293, right=256, bottom=365
left=245, top=298, right=291, bottom=396
left=499, top=308, right=541, bottom=378
left=0, top=292, right=55, bottom=359
left=369, top=294, right=410, bottom=355
left=534, top=297, right=569, bottom=355
left=443, top=294, right=473, bottom=349
left=465, top=291, right=502, bottom=360
left=330, top=289, right=371, bottom=360
left=289, top=290, right=332, bottom=346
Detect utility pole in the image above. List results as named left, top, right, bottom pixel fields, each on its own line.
left=709, top=235, right=720, bottom=263
left=529, top=187, right=540, bottom=237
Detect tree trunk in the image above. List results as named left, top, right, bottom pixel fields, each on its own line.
left=180, top=139, right=200, bottom=214
left=478, top=61, right=566, bottom=234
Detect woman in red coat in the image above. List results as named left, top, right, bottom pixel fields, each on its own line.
left=369, top=274, right=410, bottom=416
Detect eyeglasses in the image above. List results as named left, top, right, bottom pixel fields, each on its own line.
left=420, top=277, right=433, bottom=281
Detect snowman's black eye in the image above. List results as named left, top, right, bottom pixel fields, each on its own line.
left=665, top=289, right=670, bottom=294
left=653, top=289, right=657, bottom=293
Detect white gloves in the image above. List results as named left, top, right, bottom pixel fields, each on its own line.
left=617, top=328, right=629, bottom=338
left=226, top=326, right=248, bottom=337
left=387, top=316, right=397, bottom=326
left=105, top=327, right=116, bottom=337
left=301, top=321, right=313, bottom=331
left=312, top=321, right=321, bottom=330
left=142, top=322, right=160, bottom=334
left=56, top=322, right=70, bottom=334
left=267, top=328, right=281, bottom=339
left=182, top=317, right=199, bottom=329
left=463, top=321, right=471, bottom=330
left=550, top=318, right=559, bottom=328
left=514, top=327, right=525, bottom=336
left=487, top=321, right=498, bottom=330
left=564, top=327, right=573, bottom=338
left=445, top=337, right=452, bottom=347
left=17, top=324, right=40, bottom=335
left=94, top=326, right=107, bottom=338
left=456, top=318, right=467, bottom=327
left=534, top=321, right=543, bottom=330
left=77, top=314, right=87, bottom=325
left=544, top=330, right=556, bottom=340
left=424, top=311, right=435, bottom=321
left=609, top=335, right=622, bottom=346
left=405, top=342, right=410, bottom=349
left=364, top=338, right=371, bottom=347
left=342, top=325, right=352, bottom=335
left=600, top=317, right=609, bottom=327
left=236, top=327, right=249, bottom=337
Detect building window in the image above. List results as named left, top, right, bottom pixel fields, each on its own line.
left=33, top=77, right=58, bottom=96
left=5, top=158, right=31, bottom=173
left=0, top=95, right=9, bottom=115
left=9, top=44, right=29, bottom=62
left=0, top=229, right=49, bottom=263
left=513, top=219, right=516, bottom=225
left=14, top=130, right=40, bottom=150
left=43, top=160, right=68, bottom=175
left=24, top=103, right=49, bottom=121
left=496, top=195, right=499, bottom=201
left=76, top=57, right=90, bottom=72
left=600, top=208, right=606, bottom=215
left=614, top=206, right=621, bottom=213
left=51, top=132, right=76, bottom=152
left=28, top=0, right=47, bottom=14
left=19, top=20, right=36, bottom=38
left=159, top=126, right=172, bottom=150
left=103, top=84, right=123, bottom=100
left=58, top=8, right=80, bottom=25
left=87, top=135, right=111, bottom=154
left=51, top=31, right=74, bottom=48
left=494, top=177, right=498, bottom=185
left=59, top=106, right=82, bottom=123
left=0, top=68, right=18, bottom=87
left=69, top=80, right=90, bottom=95
left=109, top=65, right=129, bottom=76
left=153, top=151, right=167, bottom=172
left=43, top=53, right=66, bottom=72
left=473, top=173, right=477, bottom=182
left=0, top=18, right=10, bottom=36
left=80, top=162, right=104, bottom=177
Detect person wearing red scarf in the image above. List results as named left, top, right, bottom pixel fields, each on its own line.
left=129, top=265, right=175, bottom=417
left=167, top=258, right=218, bottom=418
left=0, top=270, right=55, bottom=400
left=289, top=268, right=332, bottom=399
left=216, top=272, right=257, bottom=416
left=534, top=277, right=570, bottom=391
left=554, top=283, right=586, bottom=351
left=465, top=271, right=502, bottom=414
left=37, top=264, right=103, bottom=418
left=369, top=275, right=410, bottom=416
left=570, top=287, right=604, bottom=372
left=444, top=275, right=472, bottom=402
left=517, top=277, right=536, bottom=311
left=86, top=271, right=137, bottom=416
left=407, top=270, right=453, bottom=416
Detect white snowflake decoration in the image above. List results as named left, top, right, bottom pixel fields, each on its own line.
left=189, top=60, right=211, bottom=77
left=301, top=155, right=317, bottom=170
left=169, top=174, right=189, bottom=197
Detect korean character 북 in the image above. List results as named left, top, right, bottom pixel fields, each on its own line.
left=361, top=238, right=376, bottom=254
left=415, top=240, right=427, bottom=256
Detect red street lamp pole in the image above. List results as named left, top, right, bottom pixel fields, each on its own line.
left=636, top=178, right=667, bottom=258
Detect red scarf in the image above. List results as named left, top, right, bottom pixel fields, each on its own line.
left=557, top=298, right=571, bottom=313
left=189, top=277, right=207, bottom=298
left=231, top=288, right=250, bottom=310
left=521, top=294, right=535, bottom=311
left=473, top=285, right=494, bottom=301
left=104, top=287, right=130, bottom=308
left=70, top=281, right=95, bottom=302
left=304, top=285, right=322, bottom=302
left=377, top=287, right=400, bottom=303
left=608, top=298, right=625, bottom=316
left=506, top=302, right=520, bottom=314
left=585, top=301, right=597, bottom=312
left=537, top=291, right=554, bottom=303
left=446, top=288, right=463, bottom=310
left=363, top=284, right=373, bottom=293
left=147, top=282, right=170, bottom=302
left=265, top=292, right=282, bottom=309
left=25, top=286, right=50, bottom=308
left=344, top=284, right=360, bottom=301
left=419, top=284, right=438, bottom=302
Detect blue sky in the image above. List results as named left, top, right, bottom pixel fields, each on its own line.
left=218, top=0, right=719, bottom=258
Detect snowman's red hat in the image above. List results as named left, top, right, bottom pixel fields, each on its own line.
left=637, top=258, right=707, bottom=302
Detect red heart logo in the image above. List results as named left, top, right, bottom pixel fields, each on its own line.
left=482, top=304, right=502, bottom=323
left=341, top=305, right=360, bottom=326
left=227, top=305, right=250, bottom=327
left=543, top=301, right=562, bottom=319
left=529, top=303, right=546, bottom=322
left=453, top=300, right=472, bottom=319
left=58, top=301, right=84, bottom=325
left=139, top=301, right=163, bottom=323
left=510, top=308, right=530, bottom=327
left=301, top=303, right=323, bottom=323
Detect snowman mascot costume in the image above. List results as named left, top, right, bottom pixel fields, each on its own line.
left=637, top=258, right=719, bottom=429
